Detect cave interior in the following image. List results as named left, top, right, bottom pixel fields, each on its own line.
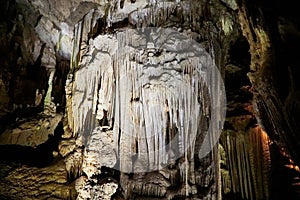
left=1, top=0, right=300, bottom=199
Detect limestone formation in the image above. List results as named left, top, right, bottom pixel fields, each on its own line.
left=0, top=114, right=62, bottom=147
left=0, top=160, right=77, bottom=199
left=1, top=0, right=300, bottom=199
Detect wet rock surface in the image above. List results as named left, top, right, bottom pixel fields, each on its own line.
left=0, top=113, right=62, bottom=147
left=1, top=0, right=300, bottom=199
left=0, top=160, right=77, bottom=200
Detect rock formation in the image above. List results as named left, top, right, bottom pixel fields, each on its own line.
left=0, top=0, right=300, bottom=199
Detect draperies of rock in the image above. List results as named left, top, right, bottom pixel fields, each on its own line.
left=221, top=126, right=271, bottom=200
left=6, top=0, right=298, bottom=199
left=71, top=24, right=226, bottom=198
left=60, top=0, right=235, bottom=199
left=55, top=1, right=233, bottom=198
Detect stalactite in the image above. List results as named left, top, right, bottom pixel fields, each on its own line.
left=44, top=69, right=55, bottom=109
left=70, top=21, right=82, bottom=71
left=220, top=143, right=231, bottom=194
left=70, top=2, right=225, bottom=198
left=224, top=125, right=271, bottom=200
left=70, top=9, right=103, bottom=71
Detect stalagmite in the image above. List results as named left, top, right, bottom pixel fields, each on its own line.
left=39, top=45, right=57, bottom=115
left=44, top=69, right=55, bottom=108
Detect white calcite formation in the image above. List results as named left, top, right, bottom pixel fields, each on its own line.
left=0, top=0, right=227, bottom=199
left=71, top=27, right=225, bottom=172
left=1, top=0, right=287, bottom=199
left=70, top=12, right=226, bottom=197
left=82, top=128, right=116, bottom=179
left=75, top=176, right=118, bottom=200
left=11, top=0, right=227, bottom=199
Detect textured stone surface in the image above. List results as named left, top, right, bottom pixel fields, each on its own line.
left=1, top=0, right=300, bottom=200
left=0, top=114, right=62, bottom=147
left=82, top=128, right=116, bottom=178
left=0, top=160, right=77, bottom=200
left=220, top=0, right=238, bottom=10
left=0, top=0, right=236, bottom=199
left=70, top=21, right=226, bottom=198
left=0, top=78, right=10, bottom=112
left=75, top=176, right=118, bottom=200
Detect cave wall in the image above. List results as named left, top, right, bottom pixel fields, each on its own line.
left=234, top=0, right=300, bottom=199
left=0, top=0, right=299, bottom=199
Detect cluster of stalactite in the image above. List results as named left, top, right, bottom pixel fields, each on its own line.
left=66, top=2, right=228, bottom=198
left=221, top=126, right=271, bottom=200
left=4, top=0, right=283, bottom=200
